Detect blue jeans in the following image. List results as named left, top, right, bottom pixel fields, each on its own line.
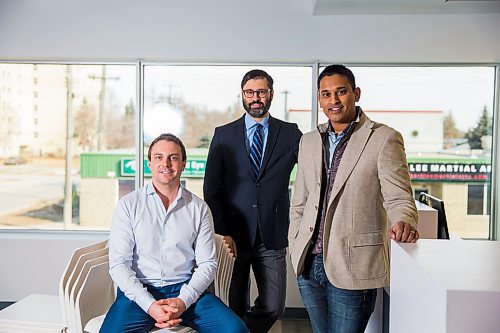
left=100, top=281, right=248, bottom=333
left=297, top=254, right=377, bottom=333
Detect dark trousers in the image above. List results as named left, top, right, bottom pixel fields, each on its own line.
left=229, top=239, right=287, bottom=333
left=100, top=282, right=248, bottom=333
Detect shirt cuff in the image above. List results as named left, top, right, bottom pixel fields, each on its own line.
left=178, top=284, right=198, bottom=310
left=136, top=292, right=157, bottom=314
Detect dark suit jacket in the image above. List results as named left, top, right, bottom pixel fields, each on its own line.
left=203, top=114, right=302, bottom=250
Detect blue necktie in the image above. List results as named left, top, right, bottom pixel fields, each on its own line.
left=250, top=124, right=264, bottom=176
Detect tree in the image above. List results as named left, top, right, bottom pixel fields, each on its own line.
left=143, top=92, right=243, bottom=148
left=443, top=111, right=464, bottom=149
left=174, top=96, right=243, bottom=148
left=124, top=98, right=135, bottom=116
left=443, top=111, right=463, bottom=139
left=197, top=134, right=211, bottom=148
left=104, top=100, right=135, bottom=149
left=73, top=98, right=97, bottom=151
left=465, top=106, right=492, bottom=149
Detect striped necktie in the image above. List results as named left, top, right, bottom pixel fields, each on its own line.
left=250, top=124, right=264, bottom=176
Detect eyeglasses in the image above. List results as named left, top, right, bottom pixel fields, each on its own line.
left=242, top=89, right=272, bottom=98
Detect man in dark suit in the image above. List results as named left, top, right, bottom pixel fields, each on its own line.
left=203, top=69, right=302, bottom=333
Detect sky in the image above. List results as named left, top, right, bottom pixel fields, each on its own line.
left=106, top=65, right=496, bottom=133
left=354, top=67, right=495, bottom=132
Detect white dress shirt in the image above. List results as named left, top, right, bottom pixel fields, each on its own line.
left=108, top=183, right=217, bottom=312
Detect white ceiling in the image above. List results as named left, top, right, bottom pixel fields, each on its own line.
left=313, top=0, right=500, bottom=15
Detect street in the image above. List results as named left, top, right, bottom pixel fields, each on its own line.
left=0, top=159, right=74, bottom=228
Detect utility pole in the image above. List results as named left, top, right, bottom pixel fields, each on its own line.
left=166, top=83, right=179, bottom=103
left=64, top=65, right=74, bottom=229
left=282, top=90, right=290, bottom=121
left=89, top=66, right=119, bottom=150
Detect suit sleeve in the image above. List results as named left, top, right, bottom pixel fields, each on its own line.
left=378, top=130, right=418, bottom=228
left=289, top=134, right=308, bottom=244
left=293, top=125, right=303, bottom=162
left=203, top=128, right=229, bottom=235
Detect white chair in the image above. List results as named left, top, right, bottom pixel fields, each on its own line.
left=213, top=234, right=235, bottom=306
left=84, top=234, right=235, bottom=333
left=70, top=255, right=110, bottom=333
left=73, top=260, right=115, bottom=333
left=59, top=239, right=108, bottom=331
left=64, top=248, right=109, bottom=333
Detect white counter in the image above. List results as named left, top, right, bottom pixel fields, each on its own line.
left=390, top=239, right=500, bottom=333
left=366, top=200, right=438, bottom=333
left=414, top=200, right=438, bottom=239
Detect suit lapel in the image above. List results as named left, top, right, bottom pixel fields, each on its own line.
left=259, top=116, right=280, bottom=179
left=313, top=130, right=324, bottom=185
left=328, top=114, right=373, bottom=205
left=230, top=115, right=255, bottom=178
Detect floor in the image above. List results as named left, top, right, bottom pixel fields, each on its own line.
left=0, top=302, right=314, bottom=333
left=269, top=319, right=313, bottom=333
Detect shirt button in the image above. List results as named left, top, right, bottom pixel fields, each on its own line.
left=314, top=205, right=318, bottom=210
left=309, top=227, right=313, bottom=232
left=256, top=182, right=260, bottom=187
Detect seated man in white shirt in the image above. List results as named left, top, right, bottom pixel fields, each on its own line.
left=100, top=133, right=248, bottom=333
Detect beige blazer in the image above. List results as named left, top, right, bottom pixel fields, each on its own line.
left=289, top=112, right=417, bottom=290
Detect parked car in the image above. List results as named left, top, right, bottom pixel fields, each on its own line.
left=3, top=156, right=28, bottom=165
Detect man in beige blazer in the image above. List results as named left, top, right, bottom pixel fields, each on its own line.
left=289, top=65, right=418, bottom=333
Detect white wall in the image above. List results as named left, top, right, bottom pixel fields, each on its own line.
left=0, top=232, right=107, bottom=300
left=0, top=0, right=499, bottom=63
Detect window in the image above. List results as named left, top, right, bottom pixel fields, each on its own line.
left=0, top=63, right=497, bottom=237
left=143, top=65, right=313, bottom=198
left=0, top=63, right=136, bottom=230
left=319, top=66, right=495, bottom=239
left=467, top=184, right=488, bottom=216
left=467, top=185, right=484, bottom=215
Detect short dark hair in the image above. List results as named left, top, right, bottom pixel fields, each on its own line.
left=241, top=69, right=274, bottom=90
left=148, top=133, right=187, bottom=162
left=318, top=64, right=356, bottom=90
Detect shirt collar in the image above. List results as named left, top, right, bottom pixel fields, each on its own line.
left=146, top=182, right=184, bottom=201
left=245, top=113, right=269, bottom=130
left=323, top=106, right=362, bottom=135
left=146, top=183, right=156, bottom=195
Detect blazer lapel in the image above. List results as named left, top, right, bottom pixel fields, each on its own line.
left=259, top=116, right=280, bottom=179
left=230, top=115, right=255, bottom=178
left=328, top=114, right=373, bottom=205
left=312, top=129, right=324, bottom=185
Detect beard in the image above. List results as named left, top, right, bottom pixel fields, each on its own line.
left=243, top=99, right=272, bottom=118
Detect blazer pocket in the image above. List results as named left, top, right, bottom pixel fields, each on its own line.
left=347, top=231, right=386, bottom=280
